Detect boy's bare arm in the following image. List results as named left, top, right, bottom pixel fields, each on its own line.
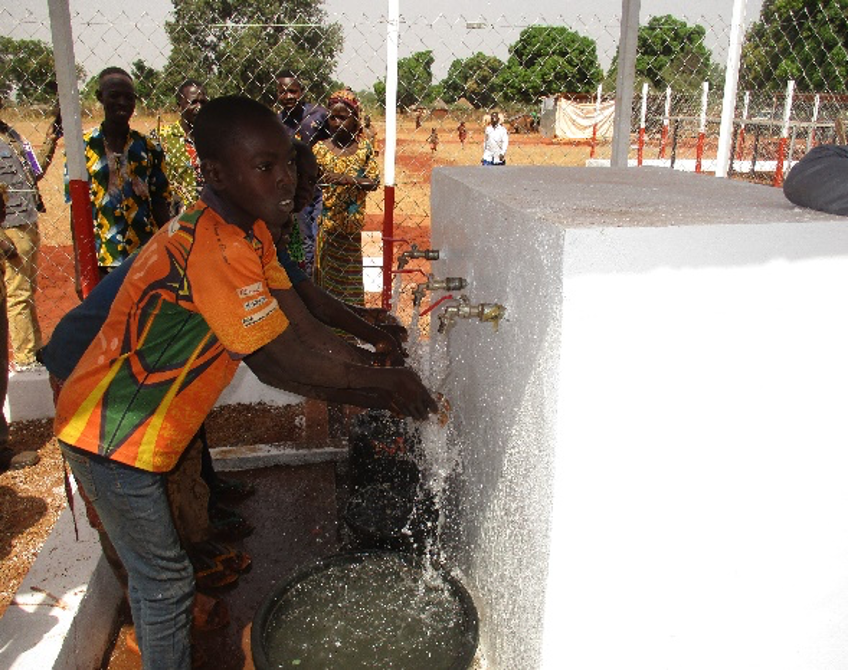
left=292, top=280, right=405, bottom=365
left=243, top=288, right=436, bottom=420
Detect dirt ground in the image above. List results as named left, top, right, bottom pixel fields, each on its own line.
left=0, top=108, right=781, bottom=621
left=0, top=402, right=308, bottom=618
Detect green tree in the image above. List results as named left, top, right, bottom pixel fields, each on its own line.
left=440, top=53, right=505, bottom=108
left=495, top=26, right=603, bottom=104
left=131, top=60, right=164, bottom=110
left=374, top=50, right=435, bottom=110
left=0, top=37, right=74, bottom=105
left=162, top=0, right=343, bottom=109
left=741, top=0, right=848, bottom=92
left=605, top=16, right=720, bottom=93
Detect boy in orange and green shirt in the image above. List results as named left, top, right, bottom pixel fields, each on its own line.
left=55, top=96, right=436, bottom=669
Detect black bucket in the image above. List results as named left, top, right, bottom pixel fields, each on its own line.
left=251, top=551, right=478, bottom=670
left=342, top=482, right=438, bottom=553
left=345, top=410, right=438, bottom=553
left=348, top=410, right=422, bottom=492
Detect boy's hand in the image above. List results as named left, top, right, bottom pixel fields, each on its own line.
left=371, top=332, right=406, bottom=367
left=382, top=368, right=438, bottom=421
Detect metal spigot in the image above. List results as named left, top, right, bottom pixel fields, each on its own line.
left=412, top=274, right=468, bottom=307
left=437, top=295, right=507, bottom=334
left=397, top=244, right=440, bottom=270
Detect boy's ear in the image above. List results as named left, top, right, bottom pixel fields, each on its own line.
left=200, top=158, right=225, bottom=191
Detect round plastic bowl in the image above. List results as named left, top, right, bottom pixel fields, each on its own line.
left=251, top=550, right=478, bottom=670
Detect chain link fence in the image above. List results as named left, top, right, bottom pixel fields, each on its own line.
left=1, top=3, right=846, bottom=349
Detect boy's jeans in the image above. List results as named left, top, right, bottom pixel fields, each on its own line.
left=61, top=442, right=194, bottom=670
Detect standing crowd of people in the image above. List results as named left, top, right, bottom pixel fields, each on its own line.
left=0, top=89, right=512, bottom=481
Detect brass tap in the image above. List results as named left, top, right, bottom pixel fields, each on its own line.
left=412, top=274, right=468, bottom=307
left=437, top=295, right=507, bottom=334
left=397, top=244, right=440, bottom=270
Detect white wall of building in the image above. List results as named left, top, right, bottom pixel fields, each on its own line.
left=430, top=166, right=848, bottom=670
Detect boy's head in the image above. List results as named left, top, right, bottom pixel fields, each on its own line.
left=176, top=79, right=208, bottom=130
left=194, top=96, right=297, bottom=238
left=275, top=71, right=305, bottom=114
left=97, top=67, right=135, bottom=126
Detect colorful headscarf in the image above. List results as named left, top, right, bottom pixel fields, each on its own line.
left=327, top=89, right=360, bottom=117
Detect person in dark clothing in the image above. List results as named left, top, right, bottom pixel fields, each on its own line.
left=783, top=144, right=847, bottom=217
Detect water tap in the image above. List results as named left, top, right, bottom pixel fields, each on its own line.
left=397, top=244, right=440, bottom=270
left=437, top=295, right=507, bottom=334
left=412, top=274, right=468, bottom=307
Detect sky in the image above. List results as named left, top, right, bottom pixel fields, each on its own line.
left=8, top=0, right=764, bottom=91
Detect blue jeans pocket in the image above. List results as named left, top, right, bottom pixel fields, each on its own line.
left=60, top=443, right=98, bottom=502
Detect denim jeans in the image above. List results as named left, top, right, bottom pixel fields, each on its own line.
left=61, top=442, right=194, bottom=670
left=297, top=187, right=323, bottom=279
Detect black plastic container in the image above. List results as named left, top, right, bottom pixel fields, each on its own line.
left=348, top=409, right=422, bottom=492
left=252, top=551, right=478, bottom=670
left=345, top=410, right=437, bottom=552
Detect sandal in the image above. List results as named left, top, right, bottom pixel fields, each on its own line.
left=192, top=593, right=230, bottom=632
left=209, top=504, right=254, bottom=541
left=189, top=551, right=239, bottom=590
left=0, top=447, right=39, bottom=473
left=191, top=540, right=252, bottom=574
left=127, top=628, right=207, bottom=668
left=210, top=475, right=256, bottom=502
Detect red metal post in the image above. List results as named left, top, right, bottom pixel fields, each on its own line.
left=381, top=185, right=395, bottom=311
left=68, top=179, right=99, bottom=297
left=695, top=132, right=706, bottom=173
left=773, top=137, right=788, bottom=187
left=637, top=127, right=645, bottom=166
left=589, top=123, right=598, bottom=159
left=659, top=125, right=668, bottom=159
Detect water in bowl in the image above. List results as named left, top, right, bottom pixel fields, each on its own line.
left=262, top=552, right=475, bottom=669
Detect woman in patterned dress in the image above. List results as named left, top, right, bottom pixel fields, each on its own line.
left=313, top=90, right=379, bottom=307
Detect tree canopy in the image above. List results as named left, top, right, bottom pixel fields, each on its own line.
left=374, top=50, right=435, bottom=110
left=0, top=37, right=74, bottom=106
left=605, top=15, right=721, bottom=92
left=495, top=26, right=603, bottom=103
left=160, top=0, right=343, bottom=109
left=740, top=0, right=847, bottom=92
left=439, top=53, right=505, bottom=109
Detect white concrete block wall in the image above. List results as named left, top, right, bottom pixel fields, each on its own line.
left=430, top=167, right=848, bottom=670
left=6, top=361, right=303, bottom=423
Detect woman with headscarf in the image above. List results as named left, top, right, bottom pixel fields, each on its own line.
left=313, top=89, right=379, bottom=307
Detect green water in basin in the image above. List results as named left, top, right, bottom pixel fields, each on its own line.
left=260, top=552, right=476, bottom=669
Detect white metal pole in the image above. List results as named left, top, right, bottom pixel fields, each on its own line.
left=699, top=81, right=709, bottom=134
left=47, top=0, right=84, bottom=181
left=715, top=0, right=748, bottom=178
left=639, top=82, right=648, bottom=129
left=781, top=79, right=795, bottom=138
left=807, top=93, right=820, bottom=152
left=381, top=0, right=400, bottom=309
left=48, top=0, right=99, bottom=296
left=610, top=0, right=641, bottom=167
left=383, top=0, right=399, bottom=188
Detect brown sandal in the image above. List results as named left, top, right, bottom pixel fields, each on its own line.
left=189, top=551, right=239, bottom=590
left=192, top=540, right=252, bottom=575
